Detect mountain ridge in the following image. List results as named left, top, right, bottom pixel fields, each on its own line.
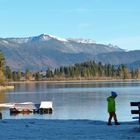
left=0, top=34, right=139, bottom=70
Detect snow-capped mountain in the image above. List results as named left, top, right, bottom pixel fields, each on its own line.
left=31, top=34, right=68, bottom=42
left=1, top=34, right=136, bottom=70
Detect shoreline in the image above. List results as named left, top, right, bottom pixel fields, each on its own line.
left=0, top=119, right=139, bottom=140
left=9, top=79, right=140, bottom=84
left=0, top=85, right=14, bottom=90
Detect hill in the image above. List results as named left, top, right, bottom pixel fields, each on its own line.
left=0, top=34, right=139, bottom=70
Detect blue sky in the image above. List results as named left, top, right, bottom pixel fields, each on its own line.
left=0, top=0, right=140, bottom=50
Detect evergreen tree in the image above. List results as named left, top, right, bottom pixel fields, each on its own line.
left=12, top=71, right=18, bottom=81
left=130, top=69, right=135, bottom=79
left=111, top=65, right=116, bottom=77
left=0, top=70, right=5, bottom=85
left=134, top=69, right=140, bottom=79
left=120, top=64, right=130, bottom=79
left=60, top=66, right=65, bottom=76
left=0, top=51, right=5, bottom=71
left=64, top=67, right=70, bottom=77
left=17, top=70, right=22, bottom=81
left=5, top=66, right=12, bottom=80
left=0, top=51, right=5, bottom=85
left=25, top=69, right=30, bottom=80
left=46, top=68, right=53, bottom=78
left=35, top=72, right=40, bottom=81
left=98, top=62, right=103, bottom=77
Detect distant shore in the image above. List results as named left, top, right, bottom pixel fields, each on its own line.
left=9, top=78, right=140, bottom=84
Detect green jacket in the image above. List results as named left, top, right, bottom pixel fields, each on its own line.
left=107, top=96, right=116, bottom=113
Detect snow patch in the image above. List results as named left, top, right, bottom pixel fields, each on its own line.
left=40, top=34, right=51, bottom=41
left=68, top=38, right=96, bottom=44
left=1, top=40, right=9, bottom=44
left=47, top=34, right=68, bottom=42
left=37, top=34, right=68, bottom=42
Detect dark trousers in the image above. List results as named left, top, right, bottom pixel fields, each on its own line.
left=108, top=112, right=118, bottom=123
left=0, top=112, right=2, bottom=119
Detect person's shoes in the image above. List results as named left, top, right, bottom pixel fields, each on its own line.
left=115, top=122, right=120, bottom=125
left=107, top=122, right=112, bottom=125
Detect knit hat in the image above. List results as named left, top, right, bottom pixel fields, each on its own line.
left=111, top=91, right=117, bottom=97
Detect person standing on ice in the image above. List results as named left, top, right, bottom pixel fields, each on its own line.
left=107, top=91, right=120, bottom=125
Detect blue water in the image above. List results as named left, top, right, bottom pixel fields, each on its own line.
left=1, top=80, right=140, bottom=121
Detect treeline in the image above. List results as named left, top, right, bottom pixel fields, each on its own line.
left=0, top=50, right=140, bottom=83
left=46, top=61, right=140, bottom=80
left=4, top=66, right=31, bottom=81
